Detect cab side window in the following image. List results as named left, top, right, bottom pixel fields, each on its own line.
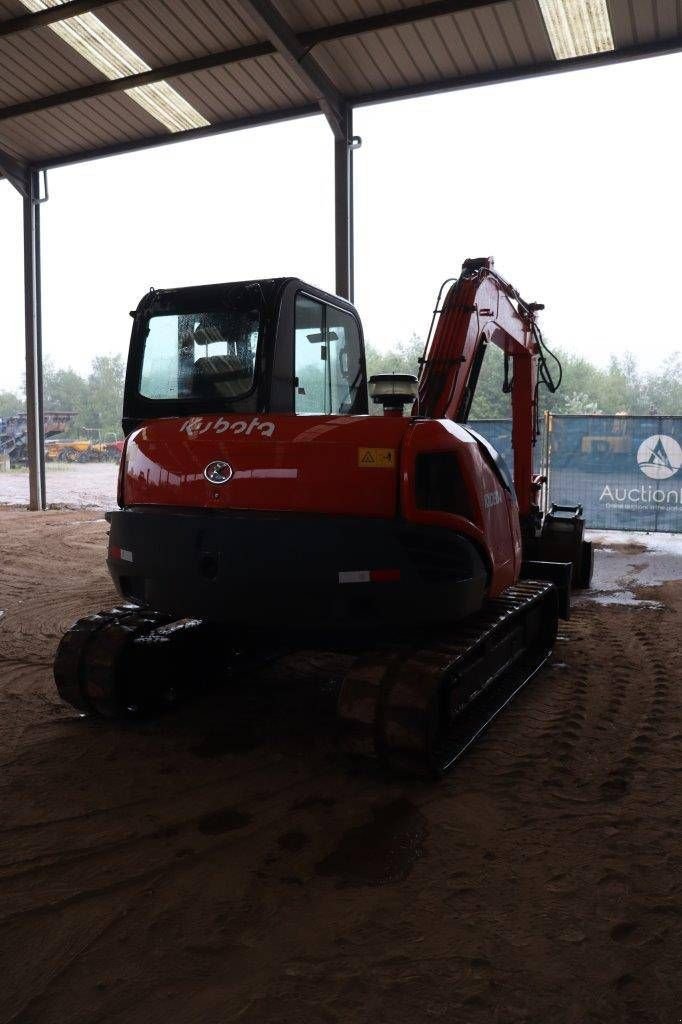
left=294, top=294, right=363, bottom=415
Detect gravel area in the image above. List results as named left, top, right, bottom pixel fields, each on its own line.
left=0, top=462, right=118, bottom=508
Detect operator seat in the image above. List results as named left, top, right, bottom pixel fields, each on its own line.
left=193, top=355, right=252, bottom=399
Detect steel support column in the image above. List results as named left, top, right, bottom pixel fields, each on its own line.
left=334, top=108, right=355, bottom=302
left=23, top=170, right=46, bottom=511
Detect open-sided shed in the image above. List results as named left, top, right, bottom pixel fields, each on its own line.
left=2, top=0, right=680, bottom=508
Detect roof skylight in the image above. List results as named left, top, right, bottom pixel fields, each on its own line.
left=19, top=0, right=209, bottom=132
left=538, top=0, right=615, bottom=60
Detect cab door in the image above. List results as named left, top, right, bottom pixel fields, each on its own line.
left=272, top=280, right=368, bottom=416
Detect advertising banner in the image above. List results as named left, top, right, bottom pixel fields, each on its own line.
left=548, top=416, right=682, bottom=532
left=468, top=416, right=682, bottom=533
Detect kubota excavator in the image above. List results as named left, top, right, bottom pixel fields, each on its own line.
left=54, top=258, right=592, bottom=775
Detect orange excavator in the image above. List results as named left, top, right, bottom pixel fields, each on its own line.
left=54, top=258, right=591, bottom=775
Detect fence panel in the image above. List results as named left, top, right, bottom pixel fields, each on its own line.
left=467, top=419, right=544, bottom=475
left=549, top=415, right=682, bottom=532
left=467, top=415, right=682, bottom=533
left=467, top=419, right=513, bottom=467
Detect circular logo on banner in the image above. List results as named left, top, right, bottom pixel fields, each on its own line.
left=636, top=435, right=682, bottom=480
left=203, top=460, right=233, bottom=485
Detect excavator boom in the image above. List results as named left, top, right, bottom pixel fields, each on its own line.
left=418, top=258, right=543, bottom=521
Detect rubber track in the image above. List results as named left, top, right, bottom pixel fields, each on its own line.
left=338, top=580, right=558, bottom=776
left=54, top=611, right=240, bottom=717
left=54, top=607, right=141, bottom=713
left=54, top=607, right=169, bottom=716
left=55, top=583, right=557, bottom=778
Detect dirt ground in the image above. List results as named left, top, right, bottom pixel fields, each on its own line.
left=0, top=510, right=680, bottom=1024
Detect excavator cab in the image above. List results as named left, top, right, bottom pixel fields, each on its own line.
left=122, top=278, right=368, bottom=433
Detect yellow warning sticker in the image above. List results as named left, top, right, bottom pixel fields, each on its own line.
left=358, top=447, right=396, bottom=468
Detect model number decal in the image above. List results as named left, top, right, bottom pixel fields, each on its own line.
left=484, top=490, right=502, bottom=509
left=180, top=416, right=275, bottom=439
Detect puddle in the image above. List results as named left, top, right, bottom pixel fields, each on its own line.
left=59, top=518, right=107, bottom=527
left=196, top=807, right=252, bottom=835
left=592, top=541, right=647, bottom=555
left=316, top=798, right=427, bottom=886
left=577, top=590, right=663, bottom=610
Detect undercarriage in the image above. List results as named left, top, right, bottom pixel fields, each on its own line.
left=54, top=579, right=557, bottom=777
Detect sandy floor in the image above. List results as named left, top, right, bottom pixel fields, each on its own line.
left=0, top=511, right=680, bottom=1024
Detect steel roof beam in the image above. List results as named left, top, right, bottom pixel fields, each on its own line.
left=350, top=36, right=682, bottom=105
left=38, top=103, right=320, bottom=169
left=0, top=0, right=503, bottom=125
left=0, top=0, right=124, bottom=38
left=0, top=144, right=29, bottom=195
left=309, top=0, right=502, bottom=41
left=238, top=0, right=348, bottom=137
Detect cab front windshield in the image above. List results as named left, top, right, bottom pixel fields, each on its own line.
left=139, top=294, right=261, bottom=403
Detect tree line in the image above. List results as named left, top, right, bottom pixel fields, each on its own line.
left=366, top=335, right=682, bottom=418
left=1, top=342, right=680, bottom=434
left=0, top=355, right=125, bottom=438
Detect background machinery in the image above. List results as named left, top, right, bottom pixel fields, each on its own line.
left=1, top=412, right=76, bottom=467
left=45, top=431, right=124, bottom=463
left=55, top=258, right=592, bottom=775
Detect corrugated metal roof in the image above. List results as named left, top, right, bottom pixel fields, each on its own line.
left=1, top=0, right=682, bottom=182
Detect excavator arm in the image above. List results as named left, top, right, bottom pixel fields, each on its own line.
left=417, top=257, right=546, bottom=525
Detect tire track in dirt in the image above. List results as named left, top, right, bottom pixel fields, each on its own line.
left=2, top=508, right=681, bottom=1024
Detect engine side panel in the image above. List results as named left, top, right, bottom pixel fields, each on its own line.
left=400, top=420, right=521, bottom=596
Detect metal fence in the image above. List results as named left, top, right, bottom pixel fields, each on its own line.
left=468, top=418, right=544, bottom=475
left=468, top=415, right=682, bottom=533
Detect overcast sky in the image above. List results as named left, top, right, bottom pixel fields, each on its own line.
left=1, top=49, right=681, bottom=395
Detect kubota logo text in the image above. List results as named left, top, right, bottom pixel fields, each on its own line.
left=484, top=490, right=502, bottom=509
left=181, top=416, right=275, bottom=439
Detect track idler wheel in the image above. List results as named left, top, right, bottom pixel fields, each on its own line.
left=55, top=610, right=238, bottom=718
left=80, top=611, right=175, bottom=717
left=54, top=607, right=171, bottom=717
left=54, top=607, right=138, bottom=713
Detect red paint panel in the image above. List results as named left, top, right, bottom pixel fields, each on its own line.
left=123, top=414, right=409, bottom=517
left=121, top=412, right=521, bottom=598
